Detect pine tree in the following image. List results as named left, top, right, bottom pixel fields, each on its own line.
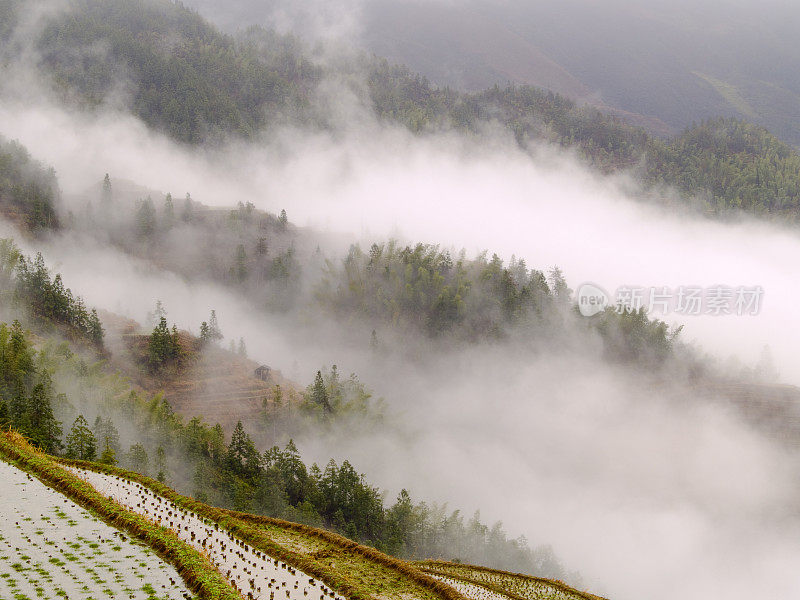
left=227, top=421, right=261, bottom=477
left=65, top=415, right=96, bottom=461
left=147, top=300, right=166, bottom=328
left=311, top=371, right=333, bottom=413
left=27, top=377, right=62, bottom=454
left=155, top=446, right=167, bottom=483
left=101, top=173, right=112, bottom=204
left=163, top=193, right=175, bottom=228
left=99, top=437, right=117, bottom=466
left=208, top=310, right=222, bottom=341
left=125, top=443, right=149, bottom=475
left=199, top=321, right=211, bottom=345
left=182, top=193, right=193, bottom=222
left=92, top=416, right=120, bottom=455
left=238, top=337, right=247, bottom=357
left=136, top=197, right=157, bottom=237
left=87, top=309, right=104, bottom=348
left=149, top=317, right=173, bottom=367
left=233, top=244, right=248, bottom=282
left=170, top=324, right=181, bottom=358
left=278, top=209, right=288, bottom=230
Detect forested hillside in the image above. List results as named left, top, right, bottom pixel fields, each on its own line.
left=0, top=243, right=570, bottom=579
left=0, top=136, right=60, bottom=230
left=5, top=0, right=800, bottom=221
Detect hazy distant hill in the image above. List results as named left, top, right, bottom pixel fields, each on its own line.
left=359, top=0, right=800, bottom=146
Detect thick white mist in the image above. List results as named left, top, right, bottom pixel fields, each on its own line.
left=1, top=98, right=795, bottom=382
left=1, top=73, right=799, bottom=600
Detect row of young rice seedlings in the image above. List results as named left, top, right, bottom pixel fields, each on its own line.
left=66, top=466, right=348, bottom=600
left=421, top=565, right=590, bottom=600
left=0, top=459, right=196, bottom=600
left=426, top=575, right=514, bottom=600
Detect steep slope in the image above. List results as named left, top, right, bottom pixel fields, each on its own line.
left=0, top=431, right=239, bottom=599
left=414, top=561, right=607, bottom=600
left=7, top=1, right=800, bottom=221
left=359, top=0, right=800, bottom=147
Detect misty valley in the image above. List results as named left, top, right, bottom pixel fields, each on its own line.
left=0, top=1, right=799, bottom=600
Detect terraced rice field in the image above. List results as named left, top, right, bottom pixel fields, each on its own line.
left=67, top=466, right=347, bottom=600
left=415, top=562, right=606, bottom=600
left=230, top=518, right=447, bottom=600
left=0, top=459, right=196, bottom=600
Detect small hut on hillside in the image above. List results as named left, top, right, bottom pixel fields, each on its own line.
left=254, top=365, right=271, bottom=381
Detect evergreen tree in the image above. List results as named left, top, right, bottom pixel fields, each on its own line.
left=87, top=309, right=104, bottom=348
left=92, top=416, right=120, bottom=455
left=125, top=443, right=149, bottom=475
left=237, top=337, right=247, bottom=357
left=99, top=436, right=117, bottom=465
left=163, top=193, right=175, bottom=228
left=26, top=376, right=62, bottom=454
left=199, top=321, right=211, bottom=345
left=227, top=420, right=261, bottom=477
left=101, top=173, right=112, bottom=204
left=182, top=193, right=193, bottom=222
left=278, top=209, right=288, bottom=230
left=310, top=371, right=333, bottom=413
left=148, top=317, right=177, bottom=367
left=208, top=310, right=222, bottom=341
left=155, top=446, right=167, bottom=483
left=136, top=197, right=157, bottom=237
left=65, top=415, right=96, bottom=461
left=233, top=244, right=248, bottom=282
left=147, top=300, right=167, bottom=328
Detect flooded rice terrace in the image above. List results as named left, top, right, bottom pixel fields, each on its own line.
left=0, top=459, right=196, bottom=600
left=67, top=466, right=347, bottom=600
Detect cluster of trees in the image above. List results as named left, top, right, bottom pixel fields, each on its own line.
left=0, top=136, right=60, bottom=231
left=1, top=240, right=104, bottom=348
left=32, top=0, right=317, bottom=144
left=188, top=422, right=565, bottom=578
left=0, top=321, right=63, bottom=453
left=148, top=316, right=181, bottom=368
left=645, top=118, right=800, bottom=217
left=303, top=366, right=373, bottom=417
left=316, top=241, right=679, bottom=365
left=317, top=241, right=564, bottom=338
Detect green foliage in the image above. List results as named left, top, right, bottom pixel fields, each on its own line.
left=591, top=307, right=680, bottom=366
left=92, top=415, right=120, bottom=455
left=317, top=242, right=556, bottom=339
left=303, top=366, right=373, bottom=417
left=0, top=136, right=60, bottom=231
left=124, top=442, right=149, bottom=475
left=35, top=0, right=317, bottom=144
left=9, top=243, right=105, bottom=348
left=0, top=321, right=62, bottom=453
left=14, top=0, right=800, bottom=225
left=65, top=415, right=96, bottom=461
left=226, top=420, right=261, bottom=478
left=308, top=370, right=333, bottom=414
left=148, top=316, right=180, bottom=368
left=645, top=117, right=800, bottom=217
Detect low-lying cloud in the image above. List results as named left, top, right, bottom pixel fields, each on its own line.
left=1, top=24, right=800, bottom=600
